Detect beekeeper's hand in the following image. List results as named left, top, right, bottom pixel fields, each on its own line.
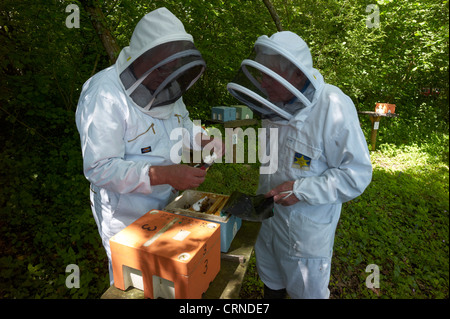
left=149, top=164, right=207, bottom=190
left=265, top=181, right=300, bottom=206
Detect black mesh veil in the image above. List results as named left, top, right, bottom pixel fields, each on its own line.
left=120, top=41, right=206, bottom=110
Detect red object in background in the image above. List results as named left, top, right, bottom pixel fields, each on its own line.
left=421, top=87, right=440, bottom=97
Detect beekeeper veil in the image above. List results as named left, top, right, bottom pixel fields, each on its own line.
left=116, top=8, right=206, bottom=118
left=227, top=31, right=323, bottom=121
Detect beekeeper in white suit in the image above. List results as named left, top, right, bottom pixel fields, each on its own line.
left=76, top=7, right=222, bottom=284
left=227, top=31, right=372, bottom=298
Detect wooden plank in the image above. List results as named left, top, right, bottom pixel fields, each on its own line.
left=205, top=119, right=259, bottom=127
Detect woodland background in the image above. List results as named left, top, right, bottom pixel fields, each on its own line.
left=0, top=0, right=448, bottom=299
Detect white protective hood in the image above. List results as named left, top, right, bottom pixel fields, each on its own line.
left=227, top=31, right=324, bottom=121
left=116, top=7, right=205, bottom=119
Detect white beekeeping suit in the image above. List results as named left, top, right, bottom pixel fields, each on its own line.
left=75, top=7, right=206, bottom=284
left=228, top=31, right=372, bottom=298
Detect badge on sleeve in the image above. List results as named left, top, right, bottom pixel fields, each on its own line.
left=292, top=152, right=311, bottom=170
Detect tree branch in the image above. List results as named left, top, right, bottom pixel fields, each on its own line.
left=81, top=1, right=121, bottom=64
left=262, top=0, right=283, bottom=31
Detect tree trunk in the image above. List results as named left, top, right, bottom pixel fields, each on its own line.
left=262, top=0, right=283, bottom=31
left=82, top=2, right=120, bottom=64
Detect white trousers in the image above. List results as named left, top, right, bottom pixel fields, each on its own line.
left=255, top=210, right=340, bottom=299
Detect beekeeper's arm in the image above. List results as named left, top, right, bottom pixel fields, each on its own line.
left=295, top=121, right=372, bottom=206
left=270, top=115, right=372, bottom=206
left=148, top=103, right=213, bottom=190
left=77, top=94, right=206, bottom=194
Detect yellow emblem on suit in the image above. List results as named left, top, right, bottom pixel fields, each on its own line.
left=292, top=152, right=311, bottom=170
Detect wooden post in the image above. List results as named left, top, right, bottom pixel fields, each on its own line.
left=369, top=115, right=381, bottom=151
left=358, top=107, right=398, bottom=152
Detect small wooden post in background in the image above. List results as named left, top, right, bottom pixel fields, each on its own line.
left=358, top=103, right=398, bottom=151
left=369, top=115, right=382, bottom=151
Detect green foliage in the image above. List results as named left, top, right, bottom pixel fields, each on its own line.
left=331, top=144, right=449, bottom=298
left=239, top=251, right=264, bottom=299
left=0, top=113, right=110, bottom=298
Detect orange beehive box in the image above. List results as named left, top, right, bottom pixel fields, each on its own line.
left=110, top=209, right=220, bottom=299
left=375, top=103, right=396, bottom=114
